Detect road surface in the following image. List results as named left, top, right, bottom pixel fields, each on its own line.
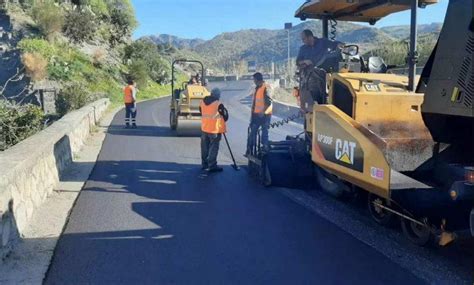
left=45, top=81, right=472, bottom=284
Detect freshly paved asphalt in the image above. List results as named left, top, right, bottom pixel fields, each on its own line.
left=45, top=81, right=425, bottom=284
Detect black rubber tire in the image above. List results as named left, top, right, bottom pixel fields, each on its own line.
left=367, top=193, right=396, bottom=226
left=401, top=217, right=433, bottom=246
left=169, top=110, right=177, bottom=130
left=314, top=167, right=346, bottom=198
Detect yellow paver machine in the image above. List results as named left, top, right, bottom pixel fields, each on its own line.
left=169, top=59, right=210, bottom=136
left=253, top=0, right=473, bottom=245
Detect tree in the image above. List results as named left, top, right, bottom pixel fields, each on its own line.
left=107, top=0, right=137, bottom=47
left=124, top=40, right=171, bottom=84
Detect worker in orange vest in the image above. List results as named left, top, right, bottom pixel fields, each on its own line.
left=245, top=72, right=272, bottom=156
left=123, top=79, right=138, bottom=128
left=200, top=88, right=229, bottom=172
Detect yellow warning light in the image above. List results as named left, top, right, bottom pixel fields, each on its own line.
left=450, top=190, right=458, bottom=200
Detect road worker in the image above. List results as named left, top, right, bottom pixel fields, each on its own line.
left=195, top=73, right=202, bottom=85
left=296, top=29, right=342, bottom=112
left=245, top=72, right=273, bottom=156
left=200, top=87, right=229, bottom=172
left=188, top=76, right=198, bottom=85
left=123, top=79, right=138, bottom=128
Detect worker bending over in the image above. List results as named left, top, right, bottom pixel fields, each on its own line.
left=246, top=72, right=273, bottom=156
left=200, top=88, right=229, bottom=172
left=123, top=79, right=138, bottom=128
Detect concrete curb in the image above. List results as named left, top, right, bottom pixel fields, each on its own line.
left=0, top=100, right=118, bottom=284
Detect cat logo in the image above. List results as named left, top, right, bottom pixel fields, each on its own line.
left=335, top=139, right=356, bottom=165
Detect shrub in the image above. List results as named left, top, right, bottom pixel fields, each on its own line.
left=92, top=48, right=106, bottom=67
left=48, top=59, right=73, bottom=81
left=148, top=58, right=170, bottom=84
left=18, top=38, right=56, bottom=59
left=55, top=82, right=90, bottom=116
left=31, top=0, right=64, bottom=40
left=63, top=8, right=98, bottom=44
left=86, top=0, right=109, bottom=18
left=0, top=102, right=44, bottom=151
left=22, top=52, right=48, bottom=81
left=128, top=60, right=149, bottom=89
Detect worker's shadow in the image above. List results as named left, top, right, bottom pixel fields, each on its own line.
left=106, top=125, right=178, bottom=138
left=46, top=159, right=265, bottom=283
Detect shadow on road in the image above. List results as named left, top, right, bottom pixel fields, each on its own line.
left=44, top=93, right=474, bottom=284
left=45, top=158, right=430, bottom=284
left=106, top=125, right=178, bottom=138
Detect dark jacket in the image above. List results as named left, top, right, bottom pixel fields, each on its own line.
left=199, top=96, right=229, bottom=121
left=297, top=37, right=342, bottom=68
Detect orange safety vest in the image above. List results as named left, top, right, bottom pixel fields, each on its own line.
left=200, top=100, right=226, bottom=134
left=253, top=84, right=272, bottom=115
left=123, top=85, right=134, bottom=103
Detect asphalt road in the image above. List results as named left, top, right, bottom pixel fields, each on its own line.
left=45, top=81, right=472, bottom=284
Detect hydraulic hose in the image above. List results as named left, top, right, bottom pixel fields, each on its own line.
left=329, top=19, right=337, bottom=41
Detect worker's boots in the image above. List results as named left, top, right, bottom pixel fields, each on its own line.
left=207, top=166, right=223, bottom=173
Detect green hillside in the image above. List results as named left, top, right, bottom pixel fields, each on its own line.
left=363, top=32, right=439, bottom=67
left=380, top=23, right=442, bottom=39
left=148, top=20, right=441, bottom=74
left=1, top=0, right=176, bottom=150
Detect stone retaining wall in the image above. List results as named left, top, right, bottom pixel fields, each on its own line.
left=0, top=98, right=109, bottom=259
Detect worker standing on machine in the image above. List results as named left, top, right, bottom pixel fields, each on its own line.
left=296, top=29, right=341, bottom=111
left=123, top=79, right=138, bottom=129
left=200, top=88, right=229, bottom=172
left=297, top=29, right=335, bottom=69
left=188, top=76, right=198, bottom=85
left=245, top=72, right=273, bottom=156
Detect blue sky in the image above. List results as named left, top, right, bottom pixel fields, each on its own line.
left=131, top=0, right=448, bottom=40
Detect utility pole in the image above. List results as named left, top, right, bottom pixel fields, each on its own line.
left=408, top=0, right=418, bottom=92
left=284, top=22, right=292, bottom=87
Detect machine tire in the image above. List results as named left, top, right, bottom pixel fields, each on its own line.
left=314, top=167, right=347, bottom=198
left=367, top=194, right=396, bottom=226
left=170, top=110, right=177, bottom=130
left=401, top=217, right=433, bottom=246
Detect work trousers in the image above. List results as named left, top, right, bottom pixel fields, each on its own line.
left=201, top=132, right=222, bottom=169
left=247, top=114, right=271, bottom=152
left=299, top=67, right=327, bottom=112
left=125, top=103, right=137, bottom=125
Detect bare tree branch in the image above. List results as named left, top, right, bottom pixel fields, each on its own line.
left=0, top=67, right=26, bottom=100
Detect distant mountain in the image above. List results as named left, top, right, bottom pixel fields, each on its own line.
left=192, top=29, right=280, bottom=68
left=187, top=21, right=396, bottom=69
left=380, top=23, right=442, bottom=39
left=145, top=21, right=442, bottom=74
left=145, top=34, right=205, bottom=49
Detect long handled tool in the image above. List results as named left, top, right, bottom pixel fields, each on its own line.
left=223, top=133, right=240, bottom=171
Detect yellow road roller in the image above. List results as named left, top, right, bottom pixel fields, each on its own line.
left=169, top=59, right=210, bottom=136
